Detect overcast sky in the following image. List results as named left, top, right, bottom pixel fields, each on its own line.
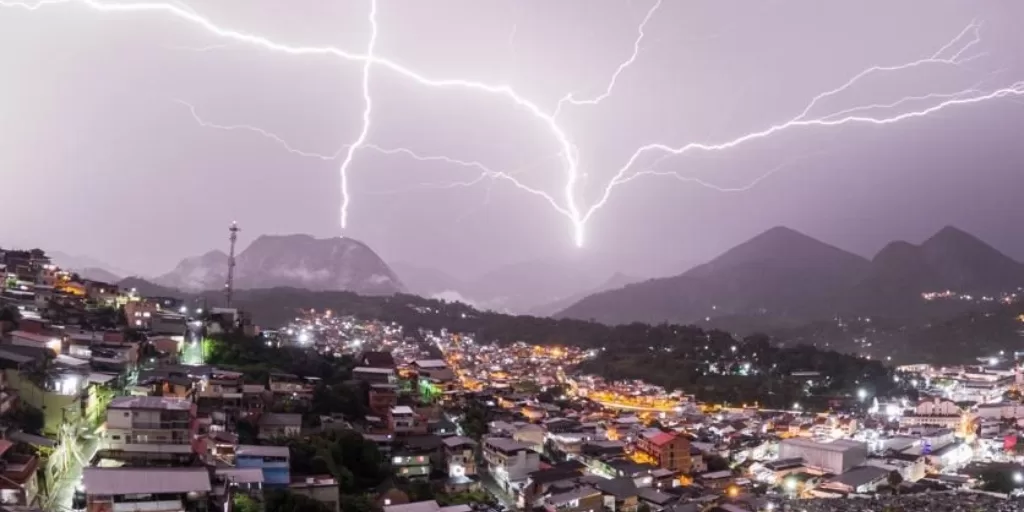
left=2, top=0, right=1023, bottom=280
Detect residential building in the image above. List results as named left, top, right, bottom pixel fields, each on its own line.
left=236, top=445, right=290, bottom=488
left=290, top=475, right=340, bottom=512
left=389, top=406, right=427, bottom=436
left=412, top=360, right=455, bottom=382
left=482, top=437, right=541, bottom=496
left=101, top=396, right=198, bottom=466
left=635, top=430, right=692, bottom=473
left=594, top=477, right=640, bottom=512
left=81, top=467, right=212, bottom=512
left=0, top=439, right=39, bottom=507
left=369, top=384, right=399, bottom=416
left=391, top=436, right=446, bottom=481
left=358, top=351, right=396, bottom=369
left=7, top=330, right=61, bottom=353
left=258, top=413, right=302, bottom=440
left=268, top=373, right=314, bottom=400
left=354, top=367, right=397, bottom=385
left=384, top=500, right=471, bottom=512
left=442, top=436, right=477, bottom=481
left=543, top=485, right=603, bottom=512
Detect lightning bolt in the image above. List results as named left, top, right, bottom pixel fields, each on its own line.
left=6, top=0, right=1024, bottom=248
left=336, top=0, right=378, bottom=228
left=554, top=0, right=662, bottom=116
left=175, top=99, right=568, bottom=214
left=581, top=22, right=1024, bottom=223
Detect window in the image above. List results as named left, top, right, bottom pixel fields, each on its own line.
left=111, top=435, right=121, bottom=440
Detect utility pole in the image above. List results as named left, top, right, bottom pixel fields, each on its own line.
left=225, top=221, right=240, bottom=307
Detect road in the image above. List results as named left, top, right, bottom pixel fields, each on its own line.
left=48, top=431, right=99, bottom=511
left=480, top=471, right=516, bottom=510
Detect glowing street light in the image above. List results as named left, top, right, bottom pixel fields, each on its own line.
left=857, top=388, right=868, bottom=401
left=1014, top=472, right=1023, bottom=484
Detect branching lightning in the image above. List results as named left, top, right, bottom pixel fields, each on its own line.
left=5, top=0, right=1024, bottom=247
left=553, top=0, right=662, bottom=117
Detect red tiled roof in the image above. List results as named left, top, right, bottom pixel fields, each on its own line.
left=649, top=432, right=677, bottom=447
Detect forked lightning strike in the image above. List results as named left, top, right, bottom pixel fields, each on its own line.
left=553, top=0, right=662, bottom=117
left=5, top=0, right=1024, bottom=246
left=177, top=100, right=570, bottom=215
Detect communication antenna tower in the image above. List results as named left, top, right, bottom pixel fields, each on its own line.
left=225, top=221, right=240, bottom=306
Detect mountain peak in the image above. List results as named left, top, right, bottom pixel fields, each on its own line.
left=154, top=234, right=402, bottom=295
left=687, top=226, right=868, bottom=275
left=199, top=250, right=229, bottom=260
left=922, top=225, right=986, bottom=251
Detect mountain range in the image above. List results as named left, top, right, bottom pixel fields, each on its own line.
left=48, top=251, right=131, bottom=283
left=153, top=234, right=404, bottom=296
left=556, top=225, right=1024, bottom=326
left=394, top=257, right=635, bottom=314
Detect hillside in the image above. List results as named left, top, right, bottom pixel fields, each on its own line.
left=153, top=235, right=403, bottom=296
left=841, top=226, right=1024, bottom=317
left=557, top=225, right=1024, bottom=326
left=557, top=226, right=869, bottom=325
left=528, top=272, right=640, bottom=316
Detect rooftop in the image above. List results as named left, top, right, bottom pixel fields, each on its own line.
left=384, top=500, right=472, bottom=512
left=236, top=445, right=290, bottom=458
left=354, top=366, right=395, bottom=374
left=484, top=437, right=531, bottom=454
left=442, top=436, right=477, bottom=449
left=215, top=468, right=264, bottom=485
left=826, top=465, right=889, bottom=489
left=781, top=438, right=866, bottom=453
left=82, top=467, right=212, bottom=495
left=108, top=396, right=193, bottom=411
left=414, top=359, right=448, bottom=369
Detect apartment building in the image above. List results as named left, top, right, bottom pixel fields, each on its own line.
left=635, top=430, right=692, bottom=473
left=101, top=396, right=197, bottom=465
left=389, top=406, right=427, bottom=436
left=442, top=436, right=478, bottom=487
left=482, top=437, right=540, bottom=496
left=354, top=367, right=397, bottom=385
left=258, top=413, right=302, bottom=440
left=82, top=467, right=212, bottom=512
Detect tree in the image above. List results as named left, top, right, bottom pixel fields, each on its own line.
left=5, top=403, right=45, bottom=434
left=286, top=430, right=386, bottom=492
left=232, top=493, right=262, bottom=512
left=236, top=418, right=260, bottom=445
left=339, top=494, right=380, bottom=512
left=263, top=489, right=333, bottom=512
left=0, top=306, right=21, bottom=324
left=437, top=490, right=496, bottom=507
left=887, top=471, right=903, bottom=494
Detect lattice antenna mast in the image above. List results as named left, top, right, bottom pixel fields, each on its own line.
left=225, top=221, right=240, bottom=306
